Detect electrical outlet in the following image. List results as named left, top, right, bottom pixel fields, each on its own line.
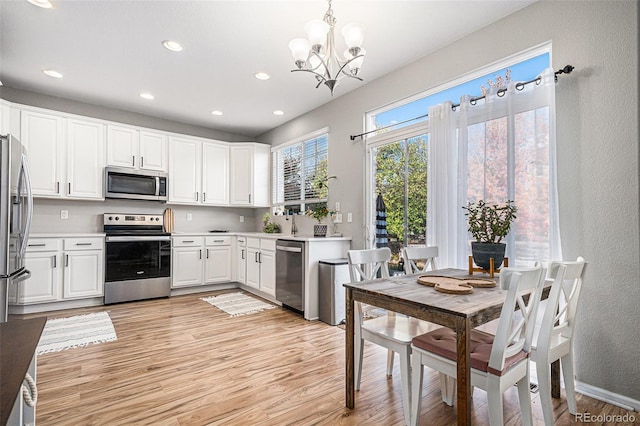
left=347, top=212, right=353, bottom=223
left=335, top=201, right=341, bottom=211
left=60, top=210, right=68, bottom=219
left=239, top=215, right=245, bottom=223
left=186, top=213, right=192, bottom=221
left=335, top=213, right=343, bottom=223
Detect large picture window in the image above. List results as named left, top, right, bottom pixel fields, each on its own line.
left=366, top=47, right=558, bottom=269
left=272, top=129, right=329, bottom=213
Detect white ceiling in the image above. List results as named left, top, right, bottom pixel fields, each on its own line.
left=0, top=0, right=535, bottom=138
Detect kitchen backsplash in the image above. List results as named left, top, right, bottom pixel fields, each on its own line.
left=32, top=198, right=259, bottom=234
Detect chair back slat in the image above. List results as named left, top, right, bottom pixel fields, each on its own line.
left=539, top=257, right=587, bottom=350
left=348, top=248, right=391, bottom=282
left=402, top=246, right=439, bottom=274
left=489, top=263, right=544, bottom=371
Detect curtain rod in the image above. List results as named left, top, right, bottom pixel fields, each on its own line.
left=349, top=64, right=575, bottom=141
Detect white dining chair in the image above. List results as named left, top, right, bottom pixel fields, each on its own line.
left=402, top=246, right=439, bottom=274
left=532, top=256, right=586, bottom=426
left=409, top=264, right=545, bottom=426
left=348, top=248, right=436, bottom=424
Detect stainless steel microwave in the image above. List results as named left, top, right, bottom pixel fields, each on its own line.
left=105, top=167, right=168, bottom=202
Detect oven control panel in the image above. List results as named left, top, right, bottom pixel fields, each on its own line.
left=103, top=214, right=163, bottom=226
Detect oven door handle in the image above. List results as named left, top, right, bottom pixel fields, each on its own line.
left=106, top=236, right=171, bottom=242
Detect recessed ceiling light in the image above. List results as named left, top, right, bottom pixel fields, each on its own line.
left=211, top=110, right=223, bottom=116
left=26, top=0, right=53, bottom=9
left=139, top=92, right=155, bottom=100
left=273, top=110, right=284, bottom=116
left=254, top=72, right=270, bottom=80
left=43, top=69, right=63, bottom=79
left=162, top=40, right=183, bottom=52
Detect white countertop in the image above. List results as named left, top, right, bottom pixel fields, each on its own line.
left=171, top=231, right=351, bottom=242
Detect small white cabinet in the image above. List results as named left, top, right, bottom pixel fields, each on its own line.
left=20, top=109, right=105, bottom=200
left=229, top=143, right=270, bottom=207
left=11, top=236, right=104, bottom=305
left=236, top=236, right=247, bottom=285
left=245, top=237, right=276, bottom=295
left=172, top=235, right=232, bottom=288
left=107, top=125, right=168, bottom=171
left=169, top=137, right=230, bottom=206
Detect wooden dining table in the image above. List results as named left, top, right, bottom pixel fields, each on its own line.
left=343, top=268, right=559, bottom=425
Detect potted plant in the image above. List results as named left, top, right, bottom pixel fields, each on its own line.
left=463, top=200, right=517, bottom=270
left=306, top=205, right=331, bottom=237
left=262, top=213, right=281, bottom=234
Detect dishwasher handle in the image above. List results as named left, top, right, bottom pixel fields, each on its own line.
left=276, top=245, right=302, bottom=253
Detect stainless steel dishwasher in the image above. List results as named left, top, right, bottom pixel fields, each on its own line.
left=275, top=240, right=305, bottom=314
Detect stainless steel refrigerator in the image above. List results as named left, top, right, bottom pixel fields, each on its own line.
left=0, top=134, right=33, bottom=322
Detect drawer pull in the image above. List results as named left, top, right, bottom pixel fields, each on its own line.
left=75, top=243, right=93, bottom=246
left=28, top=243, right=46, bottom=247
left=213, top=240, right=224, bottom=243
left=182, top=240, right=194, bottom=243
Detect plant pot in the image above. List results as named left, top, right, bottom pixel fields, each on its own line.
left=471, top=242, right=506, bottom=270
left=313, top=224, right=327, bottom=237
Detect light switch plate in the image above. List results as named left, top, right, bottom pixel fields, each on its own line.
left=335, top=213, right=343, bottom=223
left=347, top=212, right=353, bottom=223
left=60, top=210, right=68, bottom=219
left=335, top=201, right=341, bottom=211
left=239, top=215, right=245, bottom=223
left=186, top=213, right=192, bottom=221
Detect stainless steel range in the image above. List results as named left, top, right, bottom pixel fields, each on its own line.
left=104, top=213, right=171, bottom=304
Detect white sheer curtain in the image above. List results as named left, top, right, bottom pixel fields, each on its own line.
left=427, top=68, right=562, bottom=268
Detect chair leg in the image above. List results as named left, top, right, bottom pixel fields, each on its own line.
left=354, top=336, right=364, bottom=391
left=536, top=360, right=555, bottom=426
left=410, top=350, right=424, bottom=426
left=516, top=374, right=534, bottom=426
left=439, top=373, right=455, bottom=406
left=487, top=376, right=505, bottom=426
left=561, top=352, right=577, bottom=414
left=399, top=347, right=412, bottom=424
left=387, top=349, right=395, bottom=376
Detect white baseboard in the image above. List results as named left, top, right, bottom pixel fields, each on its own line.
left=575, top=380, right=640, bottom=412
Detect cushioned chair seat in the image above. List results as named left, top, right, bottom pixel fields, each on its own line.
left=412, top=327, right=528, bottom=376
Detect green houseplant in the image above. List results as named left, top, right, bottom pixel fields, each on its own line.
left=262, top=213, right=281, bottom=234
left=306, top=205, right=331, bottom=237
left=463, top=200, right=517, bottom=270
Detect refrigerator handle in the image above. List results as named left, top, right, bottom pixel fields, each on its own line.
left=17, top=154, right=34, bottom=260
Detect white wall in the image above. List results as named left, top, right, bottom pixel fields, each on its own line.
left=257, top=1, right=640, bottom=404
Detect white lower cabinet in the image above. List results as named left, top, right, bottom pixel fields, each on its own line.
left=245, top=237, right=276, bottom=296
left=172, top=236, right=232, bottom=288
left=236, top=236, right=247, bottom=285
left=11, top=237, right=104, bottom=305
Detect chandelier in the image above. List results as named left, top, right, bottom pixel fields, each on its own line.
left=288, top=0, right=365, bottom=95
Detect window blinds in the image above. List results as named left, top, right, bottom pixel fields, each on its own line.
left=272, top=133, right=328, bottom=208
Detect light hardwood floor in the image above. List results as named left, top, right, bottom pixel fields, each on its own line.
left=20, top=290, right=635, bottom=425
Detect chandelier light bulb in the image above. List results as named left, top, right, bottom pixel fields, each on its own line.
left=304, top=19, right=330, bottom=47
left=289, top=38, right=311, bottom=65
left=344, top=48, right=365, bottom=74
left=341, top=23, right=365, bottom=49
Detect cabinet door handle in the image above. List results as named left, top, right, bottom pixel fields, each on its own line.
left=199, top=249, right=202, bottom=259
left=56, top=181, right=60, bottom=194
left=203, top=192, right=206, bottom=202
left=258, top=252, right=262, bottom=263
left=141, top=157, right=144, bottom=167
left=255, top=252, right=258, bottom=263
left=65, top=254, right=69, bottom=267
left=52, top=255, right=56, bottom=268
left=68, top=182, right=71, bottom=194
left=132, top=155, right=135, bottom=167
left=206, top=249, right=209, bottom=259
left=195, top=192, right=199, bottom=201
left=241, top=249, right=245, bottom=260
left=249, top=194, right=252, bottom=204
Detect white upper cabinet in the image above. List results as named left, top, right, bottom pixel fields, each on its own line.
left=139, top=130, right=168, bottom=171
left=169, top=136, right=202, bottom=204
left=106, top=125, right=138, bottom=168
left=202, top=141, right=229, bottom=205
left=21, top=110, right=66, bottom=197
left=230, top=143, right=270, bottom=207
left=66, top=118, right=105, bottom=199
left=107, top=125, right=168, bottom=172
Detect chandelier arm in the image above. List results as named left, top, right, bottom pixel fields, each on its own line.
left=291, top=68, right=328, bottom=84
left=309, top=50, right=335, bottom=81
left=336, top=54, right=365, bottom=78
